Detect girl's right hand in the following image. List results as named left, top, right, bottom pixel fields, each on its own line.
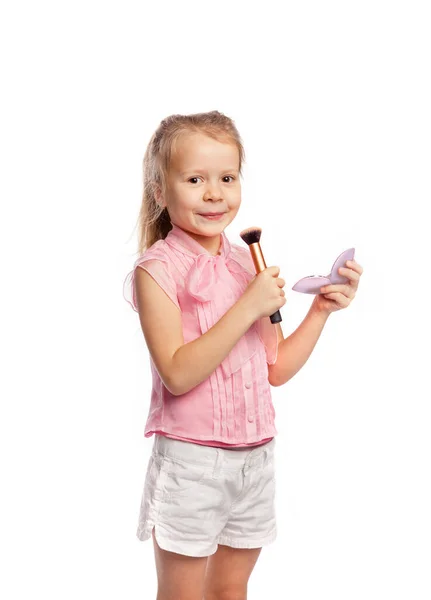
left=243, top=266, right=286, bottom=320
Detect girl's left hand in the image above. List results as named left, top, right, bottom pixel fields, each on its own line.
left=311, top=259, right=363, bottom=316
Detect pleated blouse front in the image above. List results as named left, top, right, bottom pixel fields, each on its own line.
left=123, top=223, right=279, bottom=448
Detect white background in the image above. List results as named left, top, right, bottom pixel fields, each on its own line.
left=1, top=1, right=430, bottom=598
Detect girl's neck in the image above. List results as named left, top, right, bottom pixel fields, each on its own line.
left=171, top=223, right=222, bottom=256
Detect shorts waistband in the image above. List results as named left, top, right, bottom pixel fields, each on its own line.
left=152, top=434, right=275, bottom=471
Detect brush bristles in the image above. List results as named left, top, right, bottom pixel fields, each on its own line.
left=239, top=226, right=262, bottom=245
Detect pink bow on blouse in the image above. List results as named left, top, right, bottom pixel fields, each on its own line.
left=184, top=250, right=279, bottom=374
left=185, top=253, right=253, bottom=302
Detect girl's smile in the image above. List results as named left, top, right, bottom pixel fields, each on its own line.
left=197, top=212, right=226, bottom=220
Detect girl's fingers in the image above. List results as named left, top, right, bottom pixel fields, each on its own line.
left=323, top=292, right=350, bottom=307
left=321, top=283, right=354, bottom=297
left=346, top=259, right=364, bottom=275
left=320, top=260, right=362, bottom=294
left=338, top=266, right=360, bottom=283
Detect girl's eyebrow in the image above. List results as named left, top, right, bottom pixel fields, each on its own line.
left=180, top=168, right=239, bottom=175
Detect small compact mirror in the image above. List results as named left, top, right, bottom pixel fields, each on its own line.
left=292, top=248, right=355, bottom=294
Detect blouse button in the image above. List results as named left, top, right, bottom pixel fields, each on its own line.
left=245, top=381, right=252, bottom=389
left=248, top=414, right=254, bottom=423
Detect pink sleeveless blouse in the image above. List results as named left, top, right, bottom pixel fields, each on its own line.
left=123, top=224, right=279, bottom=448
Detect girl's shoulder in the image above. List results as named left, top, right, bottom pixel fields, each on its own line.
left=133, top=238, right=255, bottom=279
left=130, top=239, right=179, bottom=279
left=134, top=239, right=169, bottom=264
left=124, top=239, right=179, bottom=312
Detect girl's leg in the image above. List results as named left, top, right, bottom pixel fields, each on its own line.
left=152, top=529, right=209, bottom=600
left=203, top=544, right=262, bottom=600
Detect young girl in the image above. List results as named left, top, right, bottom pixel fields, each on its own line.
left=123, top=110, right=363, bottom=600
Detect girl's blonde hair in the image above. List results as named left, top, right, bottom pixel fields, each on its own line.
left=135, top=110, right=246, bottom=255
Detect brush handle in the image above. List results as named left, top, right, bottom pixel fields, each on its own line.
left=242, top=235, right=283, bottom=324
left=270, top=309, right=282, bottom=324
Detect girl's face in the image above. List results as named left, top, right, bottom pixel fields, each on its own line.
left=161, top=132, right=241, bottom=254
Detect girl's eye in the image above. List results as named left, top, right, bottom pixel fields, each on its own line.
left=188, top=176, right=236, bottom=184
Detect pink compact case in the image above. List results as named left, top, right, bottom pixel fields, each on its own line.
left=292, top=248, right=355, bottom=294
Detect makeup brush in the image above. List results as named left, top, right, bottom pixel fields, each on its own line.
left=239, top=226, right=282, bottom=324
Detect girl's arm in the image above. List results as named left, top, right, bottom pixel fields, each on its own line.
left=135, top=267, right=260, bottom=396
left=171, top=295, right=258, bottom=395
left=269, top=258, right=363, bottom=386
left=268, top=302, right=330, bottom=387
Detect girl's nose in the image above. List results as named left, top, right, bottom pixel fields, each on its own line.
left=203, top=186, right=223, bottom=201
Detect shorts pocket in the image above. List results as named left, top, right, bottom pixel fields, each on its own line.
left=249, top=457, right=276, bottom=495
left=155, top=455, right=212, bottom=499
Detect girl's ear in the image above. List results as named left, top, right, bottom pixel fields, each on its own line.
left=154, top=185, right=165, bottom=208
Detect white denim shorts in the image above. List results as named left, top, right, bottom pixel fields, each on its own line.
left=136, top=434, right=277, bottom=557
